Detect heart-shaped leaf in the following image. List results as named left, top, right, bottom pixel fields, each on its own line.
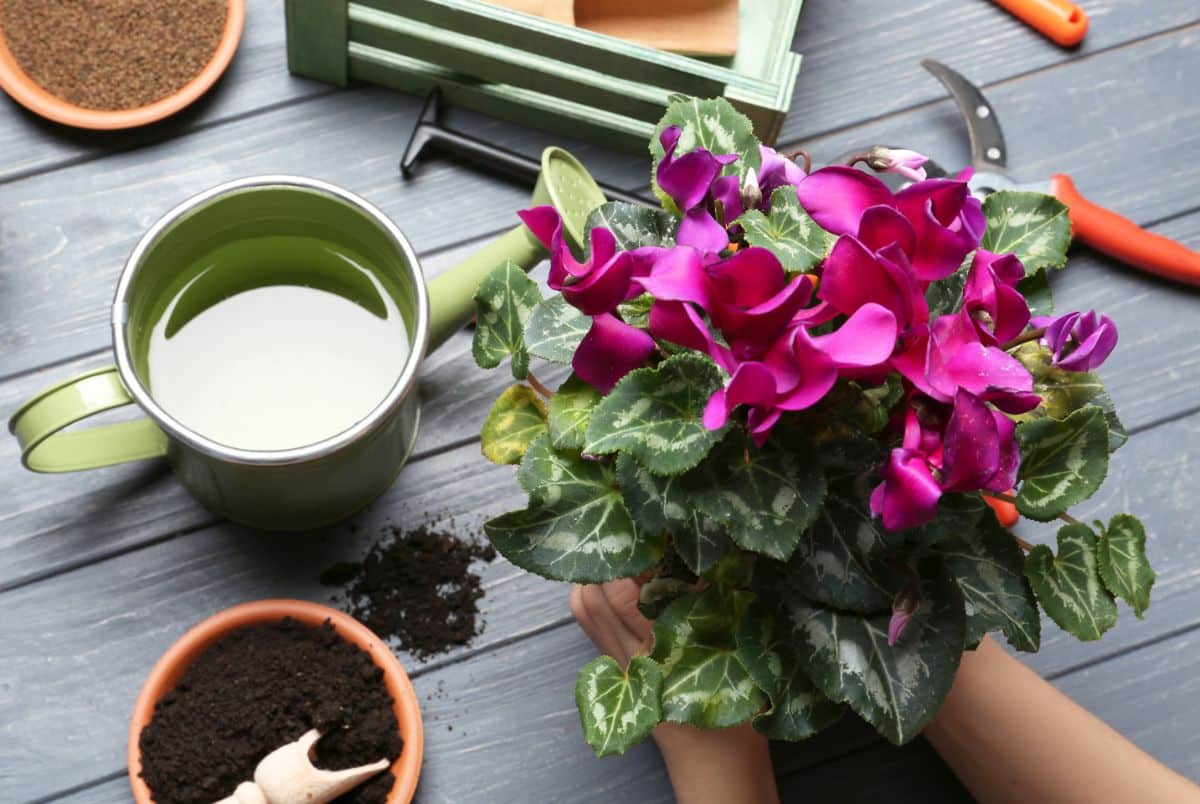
left=788, top=478, right=901, bottom=613
left=1097, top=514, right=1154, bottom=618
left=651, top=588, right=766, bottom=728
left=1019, top=268, right=1054, bottom=317
left=575, top=655, right=663, bottom=757
left=1025, top=523, right=1118, bottom=642
left=548, top=374, right=601, bottom=450
left=981, top=191, right=1072, bottom=275
left=737, top=186, right=835, bottom=274
left=924, top=256, right=970, bottom=319
left=691, top=434, right=827, bottom=562
left=1016, top=406, right=1109, bottom=521
left=486, top=436, right=664, bottom=583
left=616, top=453, right=733, bottom=574
left=585, top=353, right=727, bottom=475
left=736, top=600, right=843, bottom=741
left=480, top=384, right=547, bottom=465
left=1014, top=345, right=1127, bottom=454
left=472, top=260, right=542, bottom=378
left=790, top=560, right=966, bottom=744
left=586, top=202, right=677, bottom=251
left=938, top=519, right=1041, bottom=651
left=524, top=295, right=589, bottom=364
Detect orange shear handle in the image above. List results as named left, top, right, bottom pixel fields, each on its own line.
left=1051, top=174, right=1200, bottom=287
left=991, top=0, right=1088, bottom=47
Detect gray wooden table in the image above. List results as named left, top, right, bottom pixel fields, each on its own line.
left=2, top=2, right=1198, bottom=801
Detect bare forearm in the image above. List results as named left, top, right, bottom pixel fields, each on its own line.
left=925, top=637, right=1199, bottom=803
left=654, top=722, right=781, bottom=804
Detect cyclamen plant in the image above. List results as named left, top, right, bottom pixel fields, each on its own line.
left=470, top=98, right=1153, bottom=755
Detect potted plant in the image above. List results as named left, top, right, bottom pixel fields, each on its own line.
left=469, top=97, right=1152, bottom=755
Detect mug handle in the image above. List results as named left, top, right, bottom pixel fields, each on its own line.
left=9, top=366, right=168, bottom=473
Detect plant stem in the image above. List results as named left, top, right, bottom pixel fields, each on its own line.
left=1002, top=327, right=1046, bottom=351
left=527, top=371, right=553, bottom=400
left=785, top=148, right=813, bottom=174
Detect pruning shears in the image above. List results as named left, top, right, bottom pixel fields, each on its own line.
left=924, top=59, right=1200, bottom=286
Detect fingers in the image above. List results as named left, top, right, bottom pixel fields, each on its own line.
left=570, top=582, right=653, bottom=665
left=601, top=578, right=655, bottom=643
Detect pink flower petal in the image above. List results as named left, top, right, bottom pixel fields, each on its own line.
left=572, top=313, right=656, bottom=394
left=941, top=390, right=1001, bottom=492
left=819, top=236, right=925, bottom=329
left=677, top=207, right=730, bottom=253
left=796, top=166, right=895, bottom=236
left=517, top=205, right=561, bottom=249
left=648, top=301, right=735, bottom=372
left=811, top=303, right=898, bottom=368
left=871, top=448, right=943, bottom=531
left=635, top=247, right=711, bottom=306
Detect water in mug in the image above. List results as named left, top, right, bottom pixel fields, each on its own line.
left=147, top=235, right=410, bottom=451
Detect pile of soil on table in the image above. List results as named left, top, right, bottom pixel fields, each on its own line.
left=323, top=524, right=496, bottom=660
left=138, top=618, right=402, bottom=804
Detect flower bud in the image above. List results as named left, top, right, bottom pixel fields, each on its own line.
left=740, top=167, right=763, bottom=212
left=865, top=146, right=930, bottom=183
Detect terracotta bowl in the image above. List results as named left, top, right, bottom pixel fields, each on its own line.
left=128, top=599, right=424, bottom=804
left=0, top=0, right=246, bottom=129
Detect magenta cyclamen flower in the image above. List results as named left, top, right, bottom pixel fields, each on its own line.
left=797, top=166, right=985, bottom=283
left=755, top=145, right=807, bottom=206
left=518, top=206, right=656, bottom=393
left=656, top=126, right=739, bottom=253
left=1037, top=310, right=1119, bottom=372
left=962, top=250, right=1030, bottom=346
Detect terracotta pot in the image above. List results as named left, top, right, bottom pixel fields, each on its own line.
left=128, top=599, right=423, bottom=804
left=0, top=0, right=245, bottom=129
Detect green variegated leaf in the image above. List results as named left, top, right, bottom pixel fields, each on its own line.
left=575, top=655, right=663, bottom=757
left=981, top=191, right=1072, bottom=275
left=651, top=588, right=767, bottom=728
left=586, top=202, right=677, bottom=251
left=585, top=353, right=727, bottom=475
left=480, top=385, right=547, bottom=465
left=736, top=186, right=835, bottom=273
left=1025, top=523, right=1117, bottom=641
left=789, top=479, right=902, bottom=613
left=650, top=97, right=761, bottom=207
left=548, top=374, right=601, bottom=450
left=938, top=519, right=1041, bottom=652
left=1019, top=269, right=1054, bottom=317
left=524, top=295, right=589, bottom=364
left=638, top=575, right=696, bottom=620
left=924, top=258, right=970, bottom=319
left=691, top=435, right=827, bottom=561
left=1097, top=514, right=1155, bottom=618
left=789, top=560, right=967, bottom=745
left=616, top=453, right=732, bottom=574
left=1013, top=344, right=1125, bottom=453
left=905, top=492, right=990, bottom=549
left=1016, top=406, right=1109, bottom=520
left=487, top=436, right=664, bottom=583
left=675, top=513, right=734, bottom=575
left=617, top=293, right=654, bottom=330
left=736, top=600, right=843, bottom=741
left=472, top=260, right=542, bottom=378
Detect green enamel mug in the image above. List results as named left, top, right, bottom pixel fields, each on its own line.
left=9, top=150, right=607, bottom=531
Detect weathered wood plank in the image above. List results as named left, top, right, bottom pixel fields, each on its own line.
left=33, top=597, right=1200, bottom=804
left=783, top=1, right=1200, bottom=144
left=7, top=403, right=1200, bottom=798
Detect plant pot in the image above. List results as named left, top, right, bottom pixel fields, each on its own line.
left=0, top=0, right=245, bottom=129
left=128, top=599, right=424, bottom=804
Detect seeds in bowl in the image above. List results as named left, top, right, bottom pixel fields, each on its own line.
left=1, top=0, right=227, bottom=111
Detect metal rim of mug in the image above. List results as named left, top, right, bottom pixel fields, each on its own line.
left=111, top=175, right=431, bottom=467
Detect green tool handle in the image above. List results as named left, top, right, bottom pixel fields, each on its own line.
left=8, top=366, right=168, bottom=473
left=426, top=222, right=546, bottom=351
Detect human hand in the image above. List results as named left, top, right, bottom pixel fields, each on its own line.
left=569, top=581, right=780, bottom=804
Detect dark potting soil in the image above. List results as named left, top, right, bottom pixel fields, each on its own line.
left=1, top=0, right=227, bottom=111
left=323, top=524, right=496, bottom=660
left=138, top=618, right=402, bottom=804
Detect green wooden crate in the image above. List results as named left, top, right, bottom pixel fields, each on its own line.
left=286, top=0, right=801, bottom=150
